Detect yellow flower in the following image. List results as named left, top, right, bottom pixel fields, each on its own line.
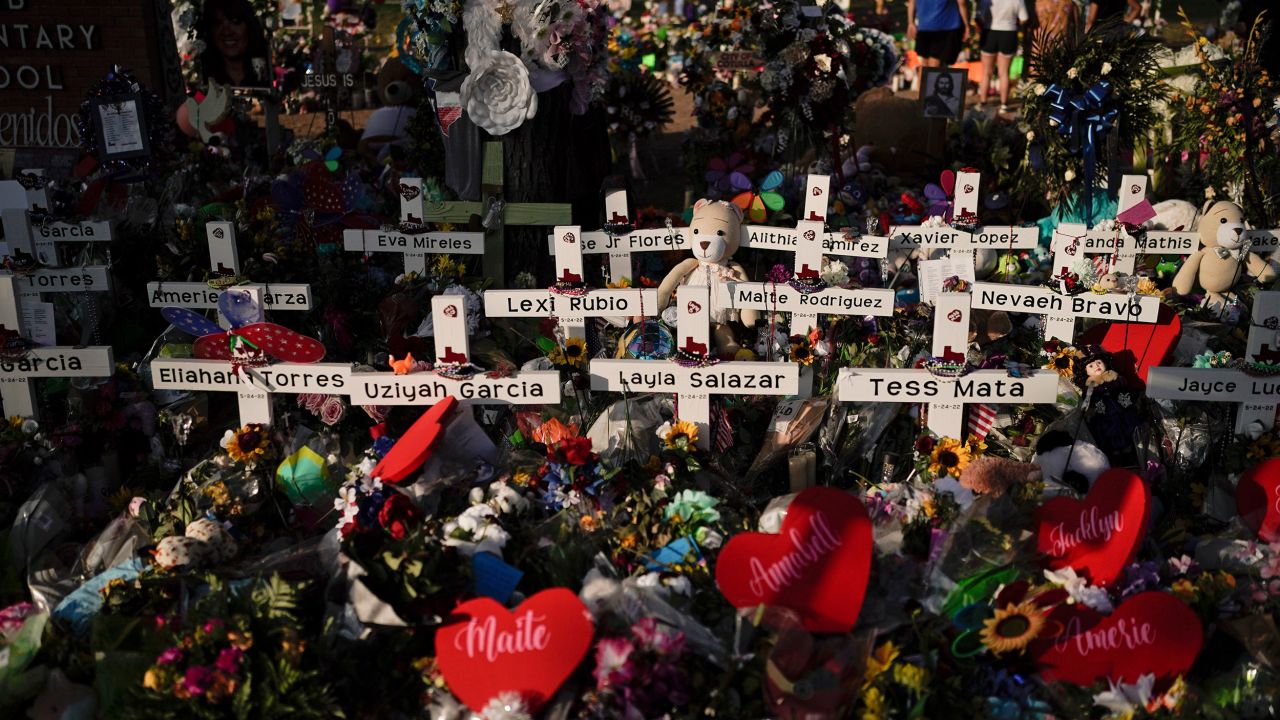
left=965, top=434, right=987, bottom=457
left=549, top=337, right=589, bottom=368
left=606, top=276, right=633, bottom=289
left=579, top=513, right=600, bottom=533
left=891, top=663, right=929, bottom=695
left=980, top=602, right=1047, bottom=655
left=8, top=415, right=21, bottom=429
left=928, top=438, right=972, bottom=478
left=664, top=419, right=699, bottom=449
left=789, top=342, right=815, bottom=366
left=734, top=347, right=758, bottom=361
left=225, top=424, right=270, bottom=464
left=861, top=686, right=885, bottom=720
left=143, top=668, right=167, bottom=692
left=1135, top=278, right=1159, bottom=295
left=863, top=641, right=899, bottom=687
left=1045, top=346, right=1082, bottom=379
left=1171, top=578, right=1196, bottom=602
left=512, top=470, right=533, bottom=486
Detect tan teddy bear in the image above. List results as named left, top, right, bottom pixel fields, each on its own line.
left=1172, top=200, right=1277, bottom=313
left=658, top=199, right=760, bottom=356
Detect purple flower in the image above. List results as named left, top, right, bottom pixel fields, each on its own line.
left=215, top=646, right=243, bottom=675
left=767, top=263, right=791, bottom=283
left=593, top=636, right=635, bottom=689
left=1119, top=560, right=1161, bottom=600
left=156, top=647, right=184, bottom=666
left=182, top=665, right=215, bottom=696
left=630, top=617, right=685, bottom=656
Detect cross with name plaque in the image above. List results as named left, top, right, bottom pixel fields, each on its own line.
left=836, top=291, right=1058, bottom=438
left=589, top=285, right=799, bottom=450
left=345, top=178, right=485, bottom=277
left=346, top=294, right=561, bottom=407
left=147, top=221, right=313, bottom=319
left=1146, top=290, right=1280, bottom=435
left=486, top=225, right=660, bottom=341
left=0, top=275, right=115, bottom=419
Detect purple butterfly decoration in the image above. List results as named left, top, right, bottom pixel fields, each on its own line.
left=923, top=169, right=957, bottom=221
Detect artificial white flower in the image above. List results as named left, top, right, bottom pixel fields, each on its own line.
left=665, top=575, right=693, bottom=596
left=1067, top=68, right=1079, bottom=79
left=813, top=54, right=833, bottom=73
left=1044, top=567, right=1114, bottom=612
left=461, top=50, right=538, bottom=136
left=821, top=259, right=850, bottom=286
left=1101, top=62, right=1113, bottom=75
left=476, top=691, right=533, bottom=720
left=1026, top=130, right=1036, bottom=141
left=1064, top=168, right=1077, bottom=182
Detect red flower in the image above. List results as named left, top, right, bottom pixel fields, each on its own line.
left=551, top=437, right=595, bottom=466
left=377, top=493, right=421, bottom=540
left=914, top=436, right=936, bottom=455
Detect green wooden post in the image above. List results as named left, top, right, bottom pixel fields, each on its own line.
left=422, top=141, right=572, bottom=287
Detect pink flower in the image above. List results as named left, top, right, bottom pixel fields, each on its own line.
left=631, top=617, right=686, bottom=656
left=593, top=636, right=635, bottom=689
left=215, top=646, right=243, bottom=675
left=202, top=619, right=225, bottom=635
left=181, top=665, right=215, bottom=696
left=319, top=396, right=346, bottom=426
left=156, top=647, right=184, bottom=666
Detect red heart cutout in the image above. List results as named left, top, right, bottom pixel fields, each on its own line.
left=715, top=487, right=872, bottom=633
left=1034, top=591, right=1202, bottom=685
left=1079, top=304, right=1181, bottom=388
left=1237, top=457, right=1280, bottom=542
left=1035, top=468, right=1149, bottom=587
left=436, top=588, right=594, bottom=713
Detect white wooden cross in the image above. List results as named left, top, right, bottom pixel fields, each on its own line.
left=345, top=294, right=561, bottom=407
left=486, top=225, right=660, bottom=341
left=836, top=292, right=1058, bottom=438
left=146, top=221, right=313, bottom=318
left=969, top=282, right=1161, bottom=346
left=1, top=177, right=115, bottom=346
left=0, top=275, right=115, bottom=419
left=1146, top=290, right=1280, bottom=435
left=887, top=171, right=1040, bottom=284
left=727, top=175, right=895, bottom=336
left=589, top=285, right=799, bottom=449
left=343, top=177, right=485, bottom=276
left=149, top=357, right=353, bottom=427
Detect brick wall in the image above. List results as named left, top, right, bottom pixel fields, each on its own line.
left=0, top=0, right=181, bottom=149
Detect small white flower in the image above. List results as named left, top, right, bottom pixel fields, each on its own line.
left=1026, top=130, right=1036, bottom=141
left=820, top=259, right=849, bottom=286
left=1101, top=62, right=1113, bottom=75
left=1064, top=168, right=1077, bottom=182
left=664, top=576, right=693, bottom=596
left=813, top=54, right=833, bottom=73
left=1067, top=68, right=1079, bottom=79
left=1033, top=83, right=1047, bottom=96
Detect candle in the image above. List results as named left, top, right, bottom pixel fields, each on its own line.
left=789, top=443, right=817, bottom=492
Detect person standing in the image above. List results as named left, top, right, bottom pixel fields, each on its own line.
left=975, top=0, right=1028, bottom=113
left=1085, top=0, right=1140, bottom=31
left=1022, top=0, right=1078, bottom=75
left=907, top=0, right=972, bottom=68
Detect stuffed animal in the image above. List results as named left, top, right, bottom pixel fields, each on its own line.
left=1172, top=200, right=1277, bottom=312
left=658, top=199, right=759, bottom=356
left=360, top=57, right=420, bottom=163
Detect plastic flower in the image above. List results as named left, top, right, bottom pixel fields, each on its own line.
left=180, top=665, right=216, bottom=696
left=789, top=339, right=815, bottom=366
left=1045, top=346, right=1082, bottom=379
left=531, top=417, right=579, bottom=445
left=461, top=51, right=538, bottom=136
left=863, top=640, right=899, bottom=686
left=928, top=437, right=972, bottom=478
left=1093, top=673, right=1186, bottom=718
left=980, top=602, right=1046, bottom=655
left=593, top=636, right=636, bottom=688
left=664, top=489, right=720, bottom=525
left=891, top=662, right=929, bottom=695
left=549, top=336, right=589, bottom=368
left=966, top=434, right=987, bottom=457
left=661, top=419, right=699, bottom=450
left=1044, top=567, right=1113, bottom=612
left=222, top=424, right=270, bottom=464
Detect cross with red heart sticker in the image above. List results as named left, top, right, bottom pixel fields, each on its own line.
left=1034, top=591, right=1202, bottom=686
left=1237, top=457, right=1280, bottom=543
left=1035, top=468, right=1149, bottom=587
left=436, top=588, right=594, bottom=713
left=715, top=487, right=872, bottom=633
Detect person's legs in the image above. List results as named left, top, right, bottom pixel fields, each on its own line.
left=979, top=52, right=996, bottom=103
left=997, top=52, right=1013, bottom=107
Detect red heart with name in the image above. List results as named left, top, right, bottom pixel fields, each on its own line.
left=436, top=588, right=594, bottom=713
left=1237, top=457, right=1280, bottom=542
left=1035, top=469, right=1149, bottom=587
left=1034, top=591, right=1202, bottom=685
left=1080, top=304, right=1181, bottom=388
left=715, top=487, right=872, bottom=633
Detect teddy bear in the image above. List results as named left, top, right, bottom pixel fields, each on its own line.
left=359, top=57, right=419, bottom=163
left=1172, top=200, right=1277, bottom=313
left=658, top=199, right=759, bottom=357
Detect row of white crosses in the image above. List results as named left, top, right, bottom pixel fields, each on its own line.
left=151, top=293, right=561, bottom=426
left=1146, top=290, right=1280, bottom=435
left=0, top=173, right=116, bottom=419
left=342, top=177, right=485, bottom=277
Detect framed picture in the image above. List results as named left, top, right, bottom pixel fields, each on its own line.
left=93, top=94, right=151, bottom=161
left=920, top=67, right=966, bottom=119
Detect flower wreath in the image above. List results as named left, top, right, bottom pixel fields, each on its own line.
left=74, top=67, right=173, bottom=172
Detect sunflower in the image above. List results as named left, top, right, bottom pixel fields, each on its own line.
left=224, top=424, right=270, bottom=464
left=789, top=341, right=815, bottom=366
left=1045, top=346, right=1082, bottom=379
left=549, top=337, right=589, bottom=368
left=664, top=419, right=700, bottom=449
left=928, top=437, right=971, bottom=478
left=965, top=434, right=988, bottom=457
left=980, top=602, right=1046, bottom=655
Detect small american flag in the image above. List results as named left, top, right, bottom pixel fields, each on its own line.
left=1091, top=255, right=1112, bottom=278
left=967, top=403, right=998, bottom=439
left=714, top=403, right=734, bottom=452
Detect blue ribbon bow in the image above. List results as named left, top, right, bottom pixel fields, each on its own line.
left=1044, top=80, right=1118, bottom=226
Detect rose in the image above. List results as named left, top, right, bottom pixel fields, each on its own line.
left=550, top=437, right=594, bottom=466
left=461, top=51, right=539, bottom=136
left=319, top=396, right=346, bottom=426
left=377, top=493, right=421, bottom=540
